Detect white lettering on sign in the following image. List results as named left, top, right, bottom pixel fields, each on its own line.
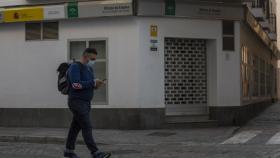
left=198, top=7, right=221, bottom=16
left=44, top=5, right=65, bottom=20
left=78, top=1, right=133, bottom=18
left=102, top=4, right=131, bottom=14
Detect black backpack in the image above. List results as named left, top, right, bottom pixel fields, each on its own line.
left=57, top=62, right=82, bottom=95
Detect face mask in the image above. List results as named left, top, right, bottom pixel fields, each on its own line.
left=87, top=60, right=95, bottom=67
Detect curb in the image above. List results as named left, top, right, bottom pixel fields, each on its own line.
left=0, top=135, right=93, bottom=145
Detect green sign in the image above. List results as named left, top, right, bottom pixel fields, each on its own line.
left=68, top=2, right=79, bottom=18
left=165, top=0, right=176, bottom=16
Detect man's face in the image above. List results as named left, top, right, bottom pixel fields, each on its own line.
left=85, top=53, right=97, bottom=63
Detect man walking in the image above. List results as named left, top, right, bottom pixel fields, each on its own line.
left=64, top=48, right=111, bottom=158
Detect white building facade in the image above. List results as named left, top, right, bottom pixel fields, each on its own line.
left=0, top=0, right=278, bottom=129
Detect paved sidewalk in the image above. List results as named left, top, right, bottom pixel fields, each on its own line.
left=247, top=102, right=280, bottom=127
left=1, top=103, right=280, bottom=157
left=0, top=127, right=239, bottom=145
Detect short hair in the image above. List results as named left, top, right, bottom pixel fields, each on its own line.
left=83, top=48, right=98, bottom=56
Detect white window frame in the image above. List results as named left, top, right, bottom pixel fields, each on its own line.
left=25, top=21, right=59, bottom=41
left=222, top=20, right=235, bottom=51
left=67, top=38, right=109, bottom=105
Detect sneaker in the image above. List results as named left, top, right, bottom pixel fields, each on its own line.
left=92, top=151, right=112, bottom=158
left=64, top=150, right=80, bottom=158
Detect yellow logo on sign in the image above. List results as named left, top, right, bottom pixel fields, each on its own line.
left=150, top=25, right=158, bottom=37
left=4, top=7, right=43, bottom=23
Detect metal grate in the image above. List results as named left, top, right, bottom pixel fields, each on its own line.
left=164, top=38, right=207, bottom=105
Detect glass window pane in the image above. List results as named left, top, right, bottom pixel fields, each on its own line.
left=89, top=40, right=106, bottom=59
left=253, top=55, right=259, bottom=97
left=43, top=22, right=59, bottom=40
left=69, top=40, right=107, bottom=104
left=223, top=37, right=235, bottom=51
left=26, top=23, right=41, bottom=40
left=91, top=61, right=107, bottom=104
left=223, top=20, right=234, bottom=35
left=69, top=41, right=86, bottom=61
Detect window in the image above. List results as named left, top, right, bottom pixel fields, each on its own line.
left=222, top=20, right=235, bottom=51
left=43, top=22, right=59, bottom=40
left=241, top=44, right=276, bottom=100
left=223, top=21, right=234, bottom=35
left=26, top=22, right=59, bottom=41
left=274, top=67, right=277, bottom=96
left=260, top=59, right=266, bottom=96
left=26, top=23, right=41, bottom=40
left=266, top=63, right=272, bottom=96
left=252, top=55, right=259, bottom=97
left=241, top=45, right=250, bottom=98
left=69, top=39, right=108, bottom=104
left=69, top=41, right=87, bottom=61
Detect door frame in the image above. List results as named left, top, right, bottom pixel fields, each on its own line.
left=163, top=37, right=217, bottom=116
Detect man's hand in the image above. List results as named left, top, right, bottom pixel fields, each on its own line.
left=94, top=79, right=105, bottom=89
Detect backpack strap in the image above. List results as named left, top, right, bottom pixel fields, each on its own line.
left=75, top=61, right=83, bottom=78
left=67, top=62, right=83, bottom=86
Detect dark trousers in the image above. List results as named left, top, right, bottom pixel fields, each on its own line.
left=66, top=98, right=99, bottom=154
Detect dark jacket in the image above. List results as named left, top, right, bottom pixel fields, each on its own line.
left=68, top=62, right=95, bottom=101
